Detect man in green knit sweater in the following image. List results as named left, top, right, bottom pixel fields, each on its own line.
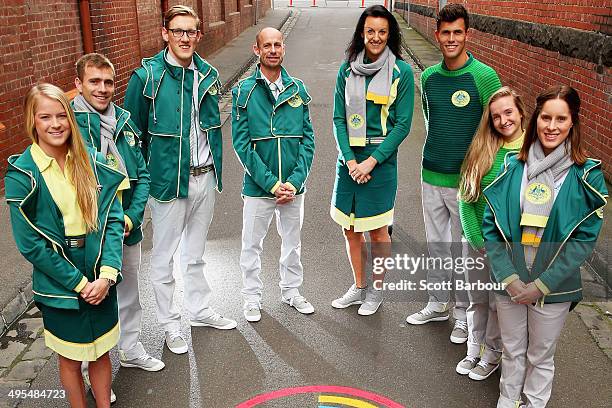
left=405, top=4, right=502, bottom=344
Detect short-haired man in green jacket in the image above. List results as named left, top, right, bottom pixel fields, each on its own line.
left=232, top=28, right=316, bottom=322
left=124, top=5, right=237, bottom=355
left=72, top=53, right=165, bottom=390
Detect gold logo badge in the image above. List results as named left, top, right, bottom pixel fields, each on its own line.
left=451, top=90, right=470, bottom=107
left=106, top=154, right=118, bottom=169
left=124, top=131, right=136, bottom=147
left=348, top=114, right=364, bottom=129
left=525, top=182, right=552, bottom=205
left=287, top=94, right=303, bottom=108
left=208, top=85, right=218, bottom=96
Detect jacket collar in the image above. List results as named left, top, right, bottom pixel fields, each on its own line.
left=72, top=102, right=130, bottom=143
left=236, top=65, right=298, bottom=109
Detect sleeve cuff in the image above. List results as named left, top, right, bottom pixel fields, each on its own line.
left=502, top=274, right=520, bottom=286
left=371, top=150, right=384, bottom=164
left=73, top=276, right=88, bottom=293
left=342, top=151, right=356, bottom=163
left=124, top=215, right=133, bottom=232
left=534, top=278, right=551, bottom=295
left=285, top=182, right=297, bottom=193
left=270, top=180, right=281, bottom=194
left=99, top=266, right=118, bottom=283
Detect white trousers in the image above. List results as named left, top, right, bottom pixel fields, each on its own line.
left=240, top=195, right=304, bottom=305
left=149, top=172, right=216, bottom=332
left=117, top=242, right=148, bottom=360
left=495, top=295, right=570, bottom=408
left=421, top=181, right=467, bottom=320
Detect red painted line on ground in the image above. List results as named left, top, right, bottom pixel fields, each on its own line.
left=236, top=385, right=405, bottom=408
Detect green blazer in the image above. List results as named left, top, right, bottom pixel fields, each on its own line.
left=231, top=65, right=315, bottom=197
left=482, top=153, right=608, bottom=304
left=5, top=147, right=126, bottom=310
left=124, top=49, right=223, bottom=201
left=73, top=103, right=150, bottom=246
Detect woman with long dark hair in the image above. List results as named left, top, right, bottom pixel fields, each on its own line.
left=330, top=5, right=414, bottom=315
left=482, top=85, right=607, bottom=407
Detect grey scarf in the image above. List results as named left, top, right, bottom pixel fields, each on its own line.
left=73, top=94, right=127, bottom=176
left=521, top=140, right=573, bottom=268
left=345, top=47, right=395, bottom=147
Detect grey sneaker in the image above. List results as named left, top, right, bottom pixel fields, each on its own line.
left=244, top=302, right=261, bottom=322
left=469, top=360, right=500, bottom=380
left=282, top=295, right=315, bottom=314
left=119, top=353, right=165, bottom=372
left=82, top=363, right=117, bottom=403
left=331, top=284, right=365, bottom=308
left=456, top=356, right=479, bottom=375
left=165, top=331, right=188, bottom=354
left=190, top=312, right=238, bottom=330
left=405, top=306, right=449, bottom=325
left=358, top=288, right=383, bottom=316
left=450, top=319, right=468, bottom=344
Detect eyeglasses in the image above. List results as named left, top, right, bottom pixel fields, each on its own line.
left=167, top=28, right=199, bottom=39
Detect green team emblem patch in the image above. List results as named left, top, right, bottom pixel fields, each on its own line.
left=525, top=182, right=551, bottom=205
left=124, top=131, right=136, bottom=147
left=348, top=114, right=364, bottom=129
left=208, top=84, right=218, bottom=96
left=106, top=154, right=118, bottom=169
left=451, top=90, right=470, bottom=107
left=287, top=94, right=303, bottom=108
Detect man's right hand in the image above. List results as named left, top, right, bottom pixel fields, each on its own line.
left=274, top=183, right=295, bottom=205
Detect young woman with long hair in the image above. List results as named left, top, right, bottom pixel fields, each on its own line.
left=456, top=87, right=526, bottom=381
left=5, top=83, right=126, bottom=407
left=330, top=5, right=414, bottom=315
left=482, top=85, right=607, bottom=407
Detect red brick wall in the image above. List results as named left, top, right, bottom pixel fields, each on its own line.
left=0, top=0, right=271, bottom=189
left=399, top=0, right=612, bottom=180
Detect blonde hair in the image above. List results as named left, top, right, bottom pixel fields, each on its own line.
left=75, top=52, right=115, bottom=80
left=459, top=86, right=526, bottom=203
left=24, top=84, right=99, bottom=232
left=163, top=5, right=200, bottom=28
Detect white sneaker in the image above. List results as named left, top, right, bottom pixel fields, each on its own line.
left=469, top=359, right=500, bottom=380
left=405, top=305, right=449, bottom=325
left=450, top=319, right=468, bottom=344
left=282, top=295, right=315, bottom=314
left=357, top=287, right=383, bottom=316
left=165, top=331, right=188, bottom=354
left=456, top=355, right=479, bottom=375
left=190, top=312, right=237, bottom=330
left=244, top=302, right=262, bottom=322
left=331, top=284, right=365, bottom=308
left=82, top=363, right=117, bottom=403
left=119, top=352, right=165, bottom=372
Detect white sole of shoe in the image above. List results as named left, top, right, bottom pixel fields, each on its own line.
left=455, top=363, right=476, bottom=375
left=331, top=299, right=363, bottom=309
left=166, top=343, right=188, bottom=354
left=357, top=302, right=382, bottom=316
left=119, top=360, right=165, bottom=372
left=405, top=314, right=449, bottom=325
left=244, top=312, right=261, bottom=322
left=281, top=300, right=315, bottom=314
left=450, top=335, right=468, bottom=344
left=189, top=320, right=238, bottom=330
left=468, top=364, right=499, bottom=381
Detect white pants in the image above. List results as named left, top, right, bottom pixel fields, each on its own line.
left=421, top=181, right=467, bottom=320
left=149, top=172, right=216, bottom=332
left=464, top=261, right=502, bottom=362
left=117, top=242, right=148, bottom=360
left=495, top=295, right=570, bottom=408
left=240, top=195, right=305, bottom=305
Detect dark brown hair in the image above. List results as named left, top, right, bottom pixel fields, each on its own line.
left=518, top=85, right=587, bottom=164
left=436, top=3, right=469, bottom=31
left=345, top=5, right=403, bottom=63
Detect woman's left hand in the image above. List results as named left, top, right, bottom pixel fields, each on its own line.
left=350, top=157, right=377, bottom=184
left=83, top=279, right=111, bottom=305
left=511, top=282, right=543, bottom=304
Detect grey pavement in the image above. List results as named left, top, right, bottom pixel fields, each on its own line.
left=2, top=6, right=611, bottom=408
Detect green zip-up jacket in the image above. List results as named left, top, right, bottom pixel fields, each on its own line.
left=333, top=59, right=414, bottom=164
left=124, top=49, right=223, bottom=201
left=482, top=153, right=607, bottom=304
left=231, top=65, right=315, bottom=197
left=73, top=103, right=150, bottom=246
left=5, top=147, right=126, bottom=310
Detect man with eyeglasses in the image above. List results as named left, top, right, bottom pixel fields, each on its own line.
left=124, top=4, right=236, bottom=356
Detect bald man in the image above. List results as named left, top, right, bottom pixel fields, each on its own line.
left=231, top=28, right=316, bottom=322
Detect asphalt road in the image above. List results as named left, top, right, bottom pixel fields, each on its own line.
left=20, top=8, right=612, bottom=408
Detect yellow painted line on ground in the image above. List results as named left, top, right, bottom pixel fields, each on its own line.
left=318, top=395, right=378, bottom=408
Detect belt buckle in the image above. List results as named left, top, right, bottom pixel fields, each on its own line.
left=190, top=165, right=213, bottom=177
left=65, top=237, right=85, bottom=248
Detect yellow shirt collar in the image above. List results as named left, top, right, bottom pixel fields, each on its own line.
left=30, top=143, right=71, bottom=172
left=503, top=132, right=525, bottom=150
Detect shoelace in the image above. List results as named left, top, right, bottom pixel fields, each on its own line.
left=344, top=286, right=362, bottom=299
left=289, top=295, right=307, bottom=307
left=454, top=319, right=468, bottom=331
left=420, top=307, right=440, bottom=316
left=167, top=331, right=183, bottom=341
left=464, top=356, right=478, bottom=364
left=246, top=301, right=261, bottom=311
left=208, top=312, right=223, bottom=321
left=476, top=360, right=491, bottom=369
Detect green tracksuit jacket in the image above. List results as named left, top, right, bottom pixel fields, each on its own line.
left=482, top=153, right=607, bottom=304
left=124, top=49, right=223, bottom=201
left=231, top=65, right=315, bottom=197
left=5, top=147, right=125, bottom=310
left=73, top=103, right=150, bottom=246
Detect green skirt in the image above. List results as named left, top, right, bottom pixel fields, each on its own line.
left=37, top=245, right=119, bottom=362
left=331, top=145, right=397, bottom=232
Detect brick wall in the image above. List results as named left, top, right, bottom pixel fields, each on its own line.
left=397, top=0, right=612, bottom=180
left=0, top=0, right=270, bottom=188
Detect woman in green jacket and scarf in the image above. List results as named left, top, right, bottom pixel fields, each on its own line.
left=330, top=5, right=414, bottom=316
left=5, top=84, right=125, bottom=408
left=482, top=85, right=607, bottom=408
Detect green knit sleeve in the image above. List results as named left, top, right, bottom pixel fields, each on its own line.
left=332, top=63, right=355, bottom=162
left=459, top=198, right=485, bottom=249
left=474, top=63, right=502, bottom=108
